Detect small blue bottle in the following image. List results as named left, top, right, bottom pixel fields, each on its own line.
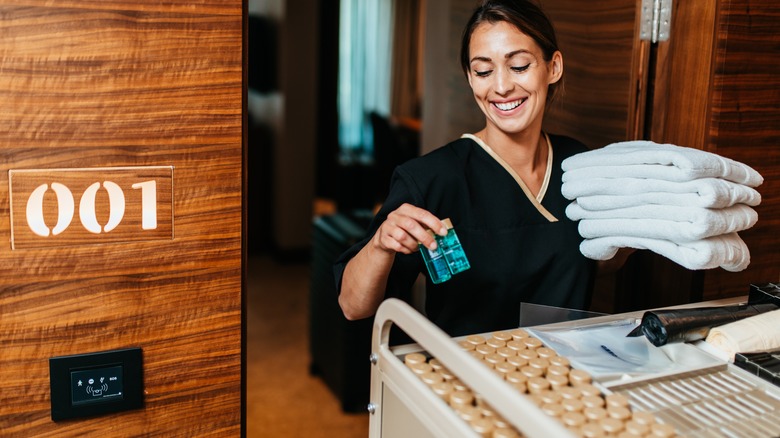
left=419, top=231, right=452, bottom=284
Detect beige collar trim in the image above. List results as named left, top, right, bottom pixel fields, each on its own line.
left=462, top=132, right=558, bottom=222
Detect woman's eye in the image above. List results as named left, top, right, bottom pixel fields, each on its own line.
left=474, top=70, right=492, bottom=77
left=511, top=64, right=530, bottom=73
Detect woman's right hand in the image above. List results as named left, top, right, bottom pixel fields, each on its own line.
left=371, top=203, right=448, bottom=255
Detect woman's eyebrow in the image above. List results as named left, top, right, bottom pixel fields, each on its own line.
left=505, top=49, right=531, bottom=59
left=470, top=49, right=531, bottom=64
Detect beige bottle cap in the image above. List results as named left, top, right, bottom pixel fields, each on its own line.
left=404, top=353, right=426, bottom=365
left=494, top=361, right=516, bottom=375
left=528, top=357, right=550, bottom=371
left=470, top=418, right=495, bottom=437
left=527, top=376, right=551, bottom=394
left=605, top=393, right=630, bottom=409
left=486, top=338, right=506, bottom=349
left=546, top=373, right=568, bottom=389
left=599, top=417, right=624, bottom=434
left=420, top=371, right=444, bottom=386
left=496, top=347, right=517, bottom=358
left=562, top=397, right=585, bottom=413
left=520, top=365, right=543, bottom=379
left=428, top=358, right=444, bottom=371
left=484, top=353, right=506, bottom=365
left=581, top=422, right=606, bottom=438
left=457, top=405, right=482, bottom=422
left=467, top=335, right=487, bottom=345
left=577, top=383, right=601, bottom=398
left=442, top=218, right=454, bottom=229
left=458, top=340, right=476, bottom=351
left=476, top=344, right=497, bottom=356
left=449, top=390, right=474, bottom=407
left=561, top=411, right=586, bottom=428
left=549, top=355, right=571, bottom=368
left=581, top=395, right=605, bottom=409
left=408, top=362, right=433, bottom=375
left=491, top=331, right=513, bottom=342
left=583, top=406, right=608, bottom=422
left=451, top=379, right=469, bottom=392
left=506, top=355, right=528, bottom=368
left=510, top=329, right=529, bottom=340
left=431, top=381, right=454, bottom=399
left=546, top=364, right=570, bottom=377
left=518, top=349, right=538, bottom=361
left=568, top=369, right=592, bottom=386
left=505, top=371, right=528, bottom=385
left=439, top=368, right=456, bottom=381
left=539, top=389, right=562, bottom=405
left=608, top=406, right=632, bottom=421
left=541, top=402, right=565, bottom=417
left=522, top=337, right=543, bottom=349
left=506, top=340, right=526, bottom=351
left=557, top=386, right=581, bottom=400
left=536, top=347, right=557, bottom=359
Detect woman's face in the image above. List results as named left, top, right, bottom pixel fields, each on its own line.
left=467, top=21, right=562, bottom=137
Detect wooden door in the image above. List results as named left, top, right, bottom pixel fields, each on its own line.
left=650, top=0, right=780, bottom=300
left=0, top=1, right=244, bottom=435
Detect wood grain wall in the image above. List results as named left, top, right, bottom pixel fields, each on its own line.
left=0, top=0, right=244, bottom=436
left=702, top=0, right=780, bottom=298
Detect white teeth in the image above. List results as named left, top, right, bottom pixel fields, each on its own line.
left=495, top=100, right=522, bottom=111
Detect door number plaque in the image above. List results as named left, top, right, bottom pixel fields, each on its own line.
left=9, top=166, right=174, bottom=249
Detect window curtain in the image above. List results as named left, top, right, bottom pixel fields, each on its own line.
left=338, top=0, right=395, bottom=160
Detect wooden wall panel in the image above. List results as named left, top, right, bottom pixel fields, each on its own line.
left=542, top=0, right=638, bottom=149
left=702, top=0, right=780, bottom=298
left=0, top=0, right=244, bottom=436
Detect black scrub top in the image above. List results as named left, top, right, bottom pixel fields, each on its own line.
left=334, top=133, right=596, bottom=337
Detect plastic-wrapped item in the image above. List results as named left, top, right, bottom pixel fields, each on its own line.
left=627, top=303, right=778, bottom=347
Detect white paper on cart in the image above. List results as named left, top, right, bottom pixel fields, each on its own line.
left=527, top=319, right=719, bottom=383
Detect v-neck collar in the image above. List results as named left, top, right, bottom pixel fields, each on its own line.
left=461, top=132, right=558, bottom=223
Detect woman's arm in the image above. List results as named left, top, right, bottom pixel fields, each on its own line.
left=338, top=203, right=447, bottom=320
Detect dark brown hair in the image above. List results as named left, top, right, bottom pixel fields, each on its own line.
left=460, top=0, right=563, bottom=103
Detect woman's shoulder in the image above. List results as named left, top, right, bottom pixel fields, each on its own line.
left=397, top=136, right=477, bottom=175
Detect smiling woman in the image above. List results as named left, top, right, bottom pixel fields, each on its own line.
left=333, top=0, right=626, bottom=339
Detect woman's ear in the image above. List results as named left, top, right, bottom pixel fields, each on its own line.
left=548, top=51, right=563, bottom=85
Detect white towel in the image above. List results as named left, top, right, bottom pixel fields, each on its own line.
left=705, top=309, right=780, bottom=361
left=579, top=232, right=750, bottom=272
left=561, top=141, right=764, bottom=187
left=567, top=203, right=758, bottom=241
left=561, top=177, right=762, bottom=207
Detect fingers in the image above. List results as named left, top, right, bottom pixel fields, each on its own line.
left=376, top=204, right=447, bottom=254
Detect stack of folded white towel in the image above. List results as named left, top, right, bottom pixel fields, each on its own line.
left=561, top=141, right=763, bottom=272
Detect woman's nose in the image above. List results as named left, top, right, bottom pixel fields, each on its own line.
left=493, top=68, right=514, bottom=95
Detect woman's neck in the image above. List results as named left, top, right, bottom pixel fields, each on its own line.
left=476, top=126, right=547, bottom=175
